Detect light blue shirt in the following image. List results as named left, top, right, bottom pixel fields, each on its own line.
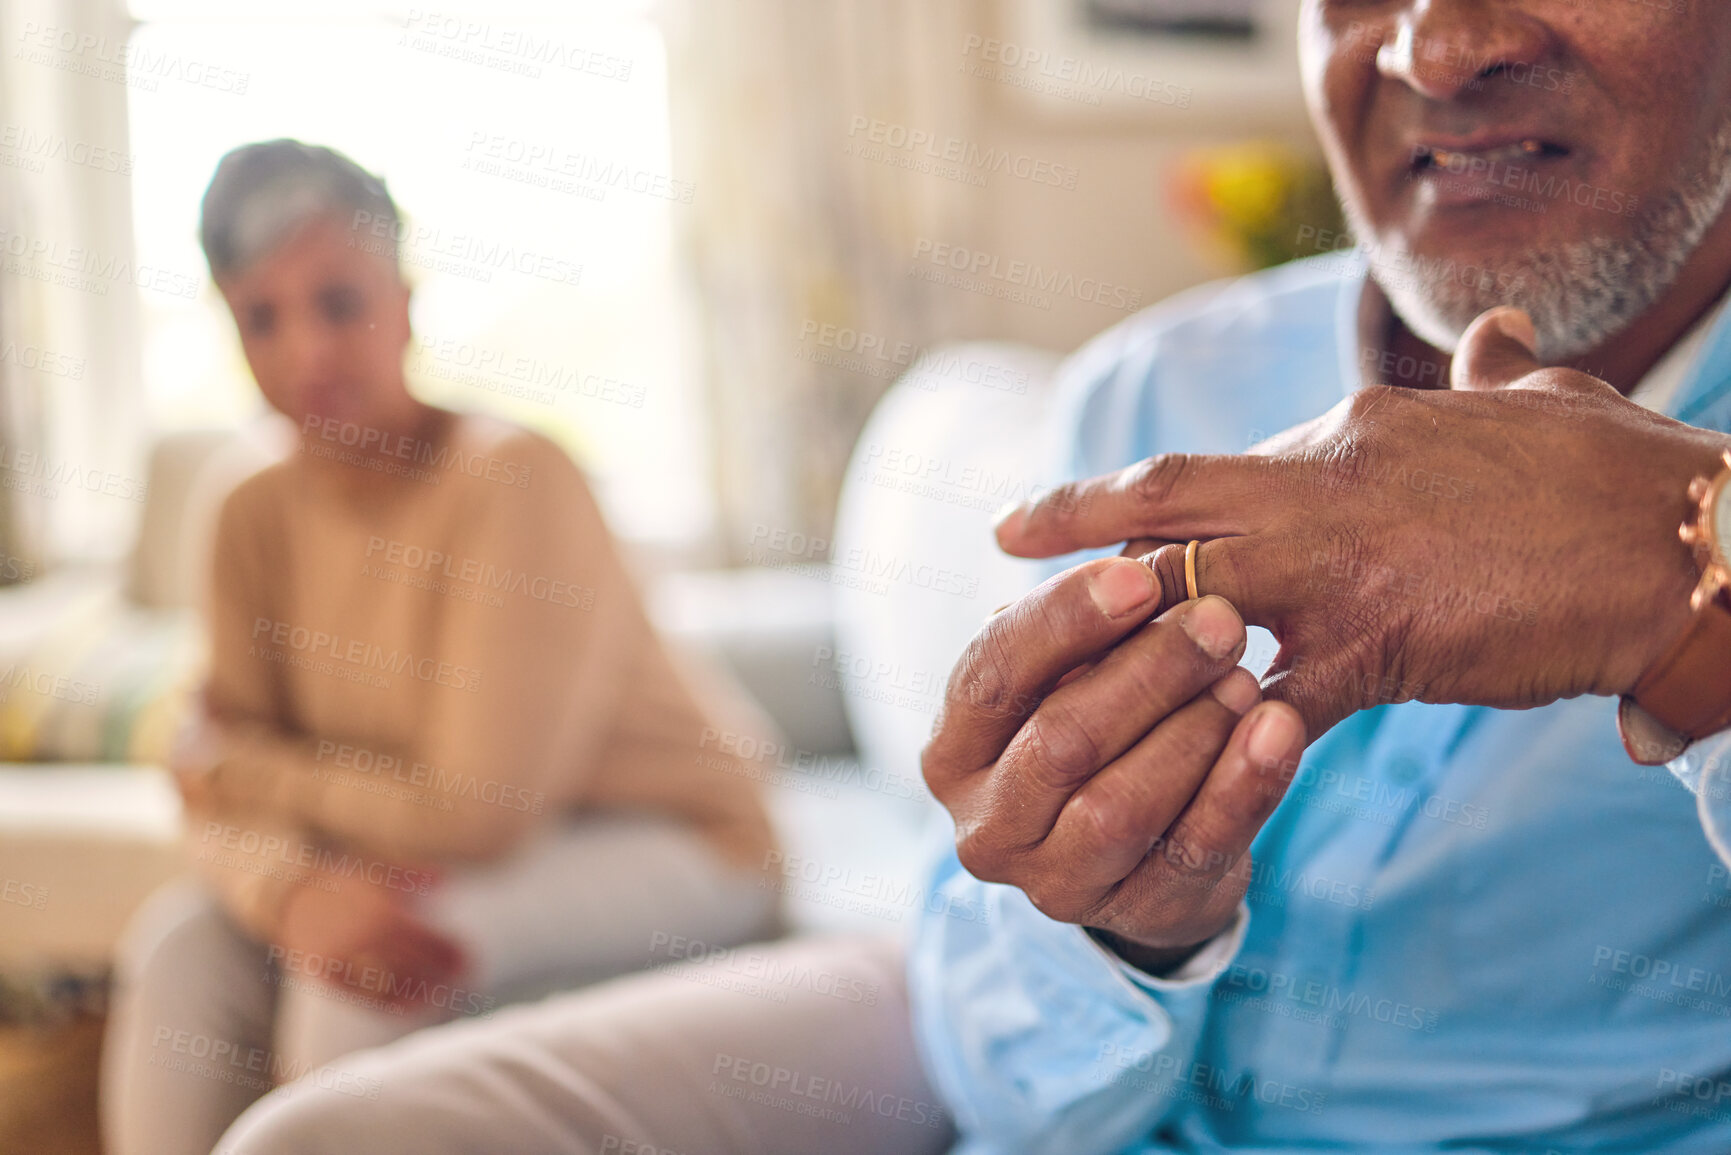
left=909, top=254, right=1731, bottom=1155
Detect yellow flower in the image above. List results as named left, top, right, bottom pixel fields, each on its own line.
left=1203, top=145, right=1294, bottom=234
left=1171, top=140, right=1345, bottom=272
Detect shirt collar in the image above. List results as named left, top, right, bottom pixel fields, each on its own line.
left=1673, top=291, right=1731, bottom=432
left=1628, top=288, right=1729, bottom=415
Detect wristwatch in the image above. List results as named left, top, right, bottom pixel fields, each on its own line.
left=1619, top=448, right=1731, bottom=765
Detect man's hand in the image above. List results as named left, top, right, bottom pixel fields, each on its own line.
left=275, top=874, right=467, bottom=1011
left=922, top=557, right=1307, bottom=970
left=994, top=307, right=1731, bottom=741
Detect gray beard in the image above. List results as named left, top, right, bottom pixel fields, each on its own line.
left=1346, top=114, right=1731, bottom=363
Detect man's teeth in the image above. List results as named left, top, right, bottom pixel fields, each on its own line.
left=1424, top=139, right=1550, bottom=170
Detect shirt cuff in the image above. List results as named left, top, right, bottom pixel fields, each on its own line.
left=1669, top=729, right=1731, bottom=796
left=1083, top=902, right=1250, bottom=993
left=1670, top=732, right=1731, bottom=867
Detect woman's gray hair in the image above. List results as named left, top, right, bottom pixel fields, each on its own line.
left=199, top=139, right=400, bottom=278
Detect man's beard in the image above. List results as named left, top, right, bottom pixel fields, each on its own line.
left=1346, top=114, right=1731, bottom=363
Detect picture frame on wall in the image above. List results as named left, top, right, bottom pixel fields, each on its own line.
left=989, top=0, right=1305, bottom=129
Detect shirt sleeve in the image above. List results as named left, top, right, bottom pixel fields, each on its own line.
left=1667, top=732, right=1731, bottom=795
left=907, top=849, right=1241, bottom=1155
left=202, top=436, right=645, bottom=863
left=200, top=478, right=285, bottom=735
left=1669, top=731, right=1731, bottom=866
left=906, top=307, right=1249, bottom=1153
left=1100, top=903, right=1250, bottom=993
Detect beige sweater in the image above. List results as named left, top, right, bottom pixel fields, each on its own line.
left=188, top=413, right=776, bottom=938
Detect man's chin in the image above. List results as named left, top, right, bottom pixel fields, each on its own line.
left=1363, top=242, right=1516, bottom=355
left=1360, top=112, right=1731, bottom=364
left=1362, top=216, right=1635, bottom=362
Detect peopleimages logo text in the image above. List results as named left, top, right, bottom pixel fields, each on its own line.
left=250, top=617, right=482, bottom=692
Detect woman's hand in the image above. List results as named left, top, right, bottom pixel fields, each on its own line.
left=274, top=873, right=468, bottom=1011
left=167, top=702, right=226, bottom=813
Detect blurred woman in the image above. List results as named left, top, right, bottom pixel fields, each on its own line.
left=100, top=140, right=780, bottom=1155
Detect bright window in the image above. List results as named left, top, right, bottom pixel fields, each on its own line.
left=125, top=1, right=713, bottom=550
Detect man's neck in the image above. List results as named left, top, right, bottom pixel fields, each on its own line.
left=1366, top=210, right=1731, bottom=395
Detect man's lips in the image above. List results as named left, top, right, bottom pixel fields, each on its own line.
left=1403, top=133, right=1575, bottom=211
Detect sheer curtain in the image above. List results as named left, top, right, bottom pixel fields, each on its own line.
left=0, top=0, right=147, bottom=571
left=662, top=0, right=982, bottom=563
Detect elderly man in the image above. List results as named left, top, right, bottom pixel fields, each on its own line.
left=219, top=3, right=1731, bottom=1153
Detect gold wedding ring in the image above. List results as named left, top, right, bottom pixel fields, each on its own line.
left=1185, top=539, right=1201, bottom=601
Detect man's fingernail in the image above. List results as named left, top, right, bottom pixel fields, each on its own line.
left=1494, top=308, right=1538, bottom=357
left=1180, top=595, right=1244, bottom=660
left=1247, top=705, right=1299, bottom=764
left=1210, top=670, right=1259, bottom=715
left=993, top=503, right=1027, bottom=537
left=1088, top=559, right=1157, bottom=618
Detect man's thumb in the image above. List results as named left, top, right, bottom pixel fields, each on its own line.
left=1450, top=306, right=1541, bottom=391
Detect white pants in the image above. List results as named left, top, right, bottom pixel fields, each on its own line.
left=102, top=813, right=781, bottom=1155
left=214, top=935, right=954, bottom=1155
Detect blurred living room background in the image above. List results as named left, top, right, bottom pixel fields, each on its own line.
left=0, top=0, right=1339, bottom=1149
